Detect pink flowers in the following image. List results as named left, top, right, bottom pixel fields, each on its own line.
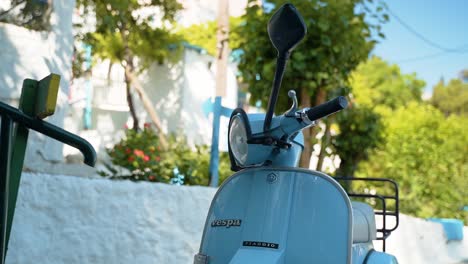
left=133, top=149, right=145, bottom=157
left=107, top=126, right=170, bottom=183
left=132, top=149, right=152, bottom=162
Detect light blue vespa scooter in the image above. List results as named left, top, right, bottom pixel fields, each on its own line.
left=195, top=4, right=399, bottom=264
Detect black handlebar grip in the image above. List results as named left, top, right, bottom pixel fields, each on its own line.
left=306, top=96, right=348, bottom=121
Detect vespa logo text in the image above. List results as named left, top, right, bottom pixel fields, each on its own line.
left=211, top=219, right=242, bottom=228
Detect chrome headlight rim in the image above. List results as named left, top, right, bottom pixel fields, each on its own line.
left=228, top=108, right=252, bottom=171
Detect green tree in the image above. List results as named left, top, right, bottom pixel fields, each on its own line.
left=333, top=106, right=382, bottom=178
left=177, top=17, right=243, bottom=56
left=431, top=78, right=468, bottom=116
left=460, top=69, right=468, bottom=82
left=333, top=56, right=425, bottom=178
left=76, top=0, right=184, bottom=148
left=349, top=56, right=424, bottom=110
left=357, top=103, right=468, bottom=221
left=0, top=0, right=51, bottom=31
left=236, top=0, right=388, bottom=168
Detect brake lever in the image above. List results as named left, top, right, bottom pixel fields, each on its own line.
left=284, top=90, right=299, bottom=117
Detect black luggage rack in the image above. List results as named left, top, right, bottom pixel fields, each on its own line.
left=334, top=177, right=399, bottom=252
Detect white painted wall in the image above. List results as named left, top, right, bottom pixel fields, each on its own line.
left=1, top=0, right=242, bottom=170
left=0, top=1, right=75, bottom=168
left=66, top=47, right=238, bottom=160
left=375, top=214, right=468, bottom=264
left=62, top=0, right=246, bottom=160
left=6, top=173, right=468, bottom=264
left=6, top=173, right=216, bottom=264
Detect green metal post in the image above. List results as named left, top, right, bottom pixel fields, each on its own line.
left=0, top=73, right=98, bottom=263
left=4, top=74, right=60, bottom=257
left=0, top=117, right=13, bottom=264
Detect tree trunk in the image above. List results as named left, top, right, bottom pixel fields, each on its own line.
left=124, top=66, right=168, bottom=150
left=299, top=87, right=327, bottom=168
left=336, top=156, right=359, bottom=177
left=335, top=159, right=355, bottom=192
left=122, top=26, right=139, bottom=131
left=121, top=25, right=168, bottom=149
left=311, top=87, right=327, bottom=169
left=124, top=66, right=139, bottom=131
left=107, top=62, right=113, bottom=85
left=299, top=88, right=312, bottom=168
left=316, top=118, right=331, bottom=171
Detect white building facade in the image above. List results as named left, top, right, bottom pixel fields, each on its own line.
left=66, top=46, right=239, bottom=159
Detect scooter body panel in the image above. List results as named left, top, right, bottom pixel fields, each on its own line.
left=198, top=167, right=353, bottom=264
left=366, top=251, right=398, bottom=264
left=352, top=243, right=374, bottom=263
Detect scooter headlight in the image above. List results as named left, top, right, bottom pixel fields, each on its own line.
left=229, top=115, right=248, bottom=166
left=228, top=108, right=254, bottom=169
left=228, top=108, right=275, bottom=170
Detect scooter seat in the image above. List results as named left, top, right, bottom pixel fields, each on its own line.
left=352, top=201, right=377, bottom=243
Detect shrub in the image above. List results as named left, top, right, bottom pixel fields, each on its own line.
left=100, top=124, right=232, bottom=186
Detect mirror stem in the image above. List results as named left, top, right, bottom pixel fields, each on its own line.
left=263, top=53, right=290, bottom=132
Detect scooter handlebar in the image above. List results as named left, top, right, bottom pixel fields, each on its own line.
left=305, top=96, right=348, bottom=121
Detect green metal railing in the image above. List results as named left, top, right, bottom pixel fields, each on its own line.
left=0, top=74, right=96, bottom=263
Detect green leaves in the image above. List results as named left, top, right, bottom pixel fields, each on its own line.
left=232, top=0, right=390, bottom=167
left=333, top=105, right=382, bottom=177
left=236, top=0, right=388, bottom=111
left=317, top=20, right=330, bottom=31
left=77, top=0, right=183, bottom=69
left=431, top=78, right=468, bottom=116
left=340, top=66, right=467, bottom=220
left=0, top=0, right=52, bottom=31
left=177, top=16, right=243, bottom=56
left=356, top=103, right=468, bottom=221
left=321, top=35, right=332, bottom=46
left=382, top=14, right=389, bottom=22
left=102, top=127, right=232, bottom=185
left=177, top=21, right=218, bottom=55
left=349, top=56, right=425, bottom=110
left=89, top=32, right=124, bottom=63
left=332, top=57, right=468, bottom=221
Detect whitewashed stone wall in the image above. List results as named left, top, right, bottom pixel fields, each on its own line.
left=6, top=173, right=468, bottom=264
left=376, top=214, right=468, bottom=263
left=6, top=173, right=216, bottom=264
